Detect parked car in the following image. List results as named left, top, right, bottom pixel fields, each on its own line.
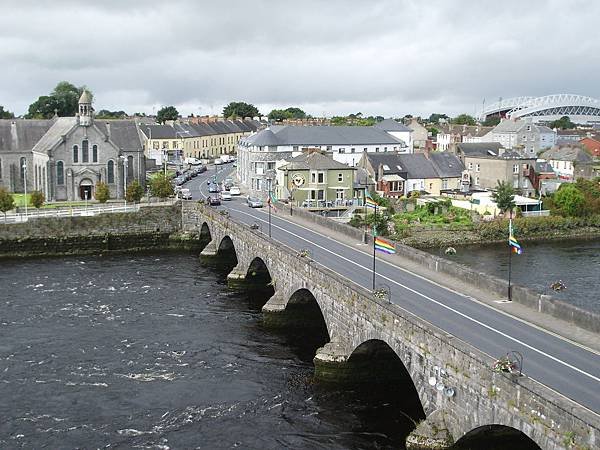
left=214, top=158, right=223, bottom=165
left=220, top=191, right=232, bottom=201
left=207, top=196, right=221, bottom=206
left=208, top=183, right=220, bottom=193
left=197, top=165, right=207, bottom=173
left=247, top=196, right=263, bottom=208
left=230, top=186, right=241, bottom=196
left=224, top=178, right=234, bottom=188
left=179, top=188, right=192, bottom=200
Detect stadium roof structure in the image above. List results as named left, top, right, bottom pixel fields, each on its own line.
left=481, top=94, right=600, bottom=125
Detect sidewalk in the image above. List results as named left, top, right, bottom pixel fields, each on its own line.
left=271, top=207, right=600, bottom=354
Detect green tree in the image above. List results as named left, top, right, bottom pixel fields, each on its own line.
left=483, top=116, right=501, bottom=127
left=149, top=173, right=174, bottom=200
left=492, top=181, right=516, bottom=213
left=549, top=115, right=576, bottom=130
left=427, top=126, right=440, bottom=137
left=428, top=113, right=449, bottom=124
left=30, top=190, right=45, bottom=209
left=554, top=183, right=585, bottom=216
left=96, top=109, right=127, bottom=119
left=0, top=105, right=14, bottom=119
left=223, top=101, right=259, bottom=119
left=0, top=187, right=15, bottom=221
left=26, top=81, right=91, bottom=118
left=156, top=106, right=179, bottom=124
left=95, top=182, right=110, bottom=203
left=125, top=180, right=144, bottom=203
left=268, top=107, right=308, bottom=121
left=452, top=114, right=477, bottom=126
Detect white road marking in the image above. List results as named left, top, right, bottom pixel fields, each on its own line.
left=226, top=205, right=600, bottom=384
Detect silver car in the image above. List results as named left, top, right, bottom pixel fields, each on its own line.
left=246, top=196, right=263, bottom=208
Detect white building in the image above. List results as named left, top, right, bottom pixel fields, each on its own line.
left=483, top=118, right=556, bottom=156
left=373, top=119, right=413, bottom=152
left=237, top=123, right=410, bottom=196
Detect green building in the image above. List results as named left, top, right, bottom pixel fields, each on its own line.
left=276, top=152, right=357, bottom=208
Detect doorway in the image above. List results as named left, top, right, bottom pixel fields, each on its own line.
left=79, top=179, right=94, bottom=200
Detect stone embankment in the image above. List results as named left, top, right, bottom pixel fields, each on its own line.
left=0, top=204, right=202, bottom=258
left=278, top=203, right=600, bottom=334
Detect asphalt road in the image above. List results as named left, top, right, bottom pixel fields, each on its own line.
left=183, top=165, right=600, bottom=415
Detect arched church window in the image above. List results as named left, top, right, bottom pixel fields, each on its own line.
left=56, top=161, right=64, bottom=185
left=73, top=145, right=79, bottom=163
left=0, top=157, right=3, bottom=179
left=92, top=145, right=98, bottom=163
left=107, top=160, right=115, bottom=184
left=82, top=140, right=89, bottom=163
left=127, top=155, right=134, bottom=180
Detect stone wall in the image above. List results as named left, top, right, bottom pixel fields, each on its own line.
left=0, top=204, right=193, bottom=257
left=188, top=203, right=600, bottom=450
left=275, top=202, right=600, bottom=334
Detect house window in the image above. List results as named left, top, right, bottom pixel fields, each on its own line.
left=375, top=147, right=380, bottom=152
left=475, top=164, right=480, bottom=172
left=267, top=161, right=275, bottom=170
left=327, top=146, right=332, bottom=151
left=513, top=179, right=519, bottom=188
left=56, top=161, right=64, bottom=185
left=293, top=146, right=298, bottom=151
left=335, top=189, right=345, bottom=200
left=513, top=164, right=519, bottom=174
left=390, top=181, right=402, bottom=192
left=172, top=141, right=177, bottom=148
left=338, top=173, right=343, bottom=182
left=442, top=178, right=448, bottom=189
left=351, top=148, right=355, bottom=153
left=73, top=145, right=79, bottom=163
left=92, top=145, right=98, bottom=162
left=468, top=162, right=473, bottom=170
left=128, top=156, right=134, bottom=180
left=384, top=147, right=388, bottom=152
left=474, top=176, right=480, bottom=185
left=318, top=172, right=324, bottom=183
left=162, top=142, right=169, bottom=149
left=311, top=172, right=316, bottom=183
left=339, top=148, right=345, bottom=153
left=153, top=141, right=160, bottom=150
left=364, top=147, right=367, bottom=151
left=383, top=164, right=390, bottom=170
left=107, top=160, right=115, bottom=184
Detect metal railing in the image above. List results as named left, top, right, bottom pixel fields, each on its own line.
left=1, top=203, right=143, bottom=224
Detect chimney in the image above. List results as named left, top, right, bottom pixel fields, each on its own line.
left=105, top=122, right=111, bottom=140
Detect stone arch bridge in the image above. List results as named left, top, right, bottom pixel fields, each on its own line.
left=183, top=203, right=599, bottom=449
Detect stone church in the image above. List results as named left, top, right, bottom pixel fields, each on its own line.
left=0, top=91, right=146, bottom=201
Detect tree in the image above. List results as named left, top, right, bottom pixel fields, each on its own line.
left=126, top=180, right=144, bottom=203
left=428, top=113, right=449, bottom=124
left=0, top=187, right=15, bottom=221
left=483, top=116, right=501, bottom=127
left=0, top=105, right=14, bottom=119
left=149, top=174, right=174, bottom=200
left=96, top=109, right=127, bottom=119
left=492, top=181, right=516, bottom=213
left=549, top=116, right=576, bottom=130
left=452, top=114, right=477, bottom=126
left=30, top=190, right=45, bottom=209
left=26, top=81, right=91, bottom=118
left=268, top=106, right=307, bottom=122
left=427, top=126, right=440, bottom=137
left=223, top=101, right=259, bottom=119
left=156, top=106, right=179, bottom=124
left=554, top=184, right=585, bottom=216
left=95, top=182, right=110, bottom=203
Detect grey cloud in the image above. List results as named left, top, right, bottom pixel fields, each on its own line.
left=1, top=0, right=599, bottom=118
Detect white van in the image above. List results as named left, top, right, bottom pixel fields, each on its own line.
left=184, top=157, right=201, bottom=165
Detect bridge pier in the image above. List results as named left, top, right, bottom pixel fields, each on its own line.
left=313, top=341, right=353, bottom=383
left=199, top=240, right=218, bottom=263
left=261, top=292, right=289, bottom=328
left=226, top=264, right=247, bottom=289
left=405, top=409, right=454, bottom=450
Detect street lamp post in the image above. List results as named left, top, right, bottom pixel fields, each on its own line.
left=266, top=176, right=272, bottom=238
left=120, top=156, right=128, bottom=209
left=163, top=149, right=168, bottom=177
left=22, top=161, right=28, bottom=219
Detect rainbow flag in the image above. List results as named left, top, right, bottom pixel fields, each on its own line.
left=509, top=235, right=522, bottom=254
left=365, top=194, right=379, bottom=209
left=375, top=237, right=396, bottom=254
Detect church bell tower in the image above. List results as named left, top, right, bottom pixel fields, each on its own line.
left=78, top=90, right=93, bottom=126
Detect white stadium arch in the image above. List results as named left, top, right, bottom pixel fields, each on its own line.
left=481, top=94, right=600, bottom=124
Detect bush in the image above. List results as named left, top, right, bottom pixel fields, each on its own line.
left=554, top=184, right=585, bottom=217
left=30, top=190, right=45, bottom=208
left=126, top=180, right=144, bottom=203
left=95, top=182, right=110, bottom=203
left=149, top=173, right=174, bottom=200
left=0, top=187, right=15, bottom=219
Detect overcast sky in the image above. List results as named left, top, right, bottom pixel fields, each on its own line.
left=1, top=0, right=599, bottom=118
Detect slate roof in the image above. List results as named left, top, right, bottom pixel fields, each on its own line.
left=363, top=152, right=463, bottom=179
left=535, top=161, right=555, bottom=173
left=435, top=124, right=493, bottom=137
left=540, top=146, right=593, bottom=163
left=31, top=117, right=78, bottom=153
left=140, top=124, right=178, bottom=139
left=246, top=125, right=404, bottom=146
left=373, top=118, right=412, bottom=132
left=0, top=119, right=55, bottom=152
left=456, top=142, right=505, bottom=157
left=279, top=152, right=354, bottom=171
left=246, top=129, right=282, bottom=146
left=95, top=120, right=144, bottom=152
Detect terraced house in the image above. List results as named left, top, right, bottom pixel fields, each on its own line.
left=139, top=119, right=260, bottom=164
left=0, top=91, right=145, bottom=201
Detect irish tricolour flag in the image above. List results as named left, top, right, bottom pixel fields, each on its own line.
left=375, top=237, right=396, bottom=255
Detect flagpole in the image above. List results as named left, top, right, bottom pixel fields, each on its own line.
left=508, top=212, right=513, bottom=301
left=372, top=203, right=377, bottom=290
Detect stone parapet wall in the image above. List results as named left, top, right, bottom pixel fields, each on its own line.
left=275, top=202, right=600, bottom=334
left=189, top=203, right=600, bottom=450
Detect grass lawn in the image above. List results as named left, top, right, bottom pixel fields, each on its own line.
left=12, top=194, right=31, bottom=207
left=12, top=194, right=99, bottom=209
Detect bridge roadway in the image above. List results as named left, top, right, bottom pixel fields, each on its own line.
left=186, top=165, right=600, bottom=415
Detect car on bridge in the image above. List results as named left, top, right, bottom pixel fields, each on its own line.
left=206, top=196, right=221, bottom=206
left=220, top=191, right=232, bottom=201
left=230, top=186, right=241, bottom=196
left=208, top=183, right=220, bottom=193
left=246, top=196, right=263, bottom=208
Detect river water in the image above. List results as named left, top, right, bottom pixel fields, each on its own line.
left=0, top=253, right=414, bottom=449
left=427, top=238, right=600, bottom=313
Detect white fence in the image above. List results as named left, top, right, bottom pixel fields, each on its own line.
left=1, top=203, right=143, bottom=224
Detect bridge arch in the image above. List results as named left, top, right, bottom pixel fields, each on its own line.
left=454, top=424, right=542, bottom=450
left=245, top=256, right=273, bottom=287
left=199, top=222, right=212, bottom=251
left=216, top=235, right=238, bottom=272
